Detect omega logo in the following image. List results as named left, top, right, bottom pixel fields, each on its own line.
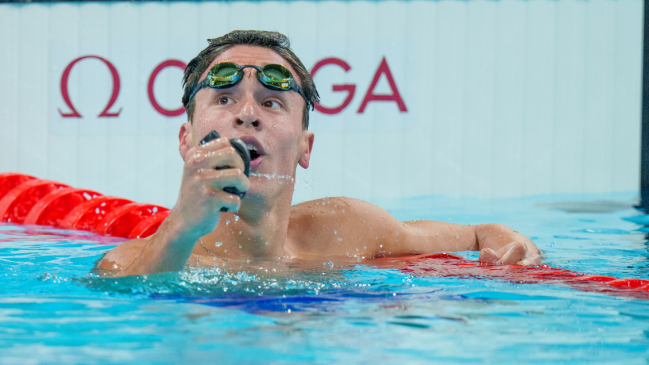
left=59, top=56, right=122, bottom=118
left=310, top=57, right=407, bottom=115
left=147, top=59, right=187, bottom=117
left=58, top=55, right=407, bottom=118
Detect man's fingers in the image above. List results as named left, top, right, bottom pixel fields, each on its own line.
left=497, top=242, right=526, bottom=265
left=207, top=189, right=242, bottom=213
left=204, top=148, right=246, bottom=172
left=478, top=248, right=499, bottom=263
left=480, top=242, right=541, bottom=266
left=200, top=168, right=250, bottom=194
left=518, top=253, right=542, bottom=266
left=187, top=140, right=246, bottom=173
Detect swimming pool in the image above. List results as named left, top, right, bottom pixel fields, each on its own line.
left=1, top=192, right=648, bottom=364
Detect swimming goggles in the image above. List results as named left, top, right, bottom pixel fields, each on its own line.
left=187, top=62, right=310, bottom=108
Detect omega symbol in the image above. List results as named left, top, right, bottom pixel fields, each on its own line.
left=58, top=55, right=122, bottom=118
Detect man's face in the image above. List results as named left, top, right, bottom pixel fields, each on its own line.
left=179, top=45, right=314, bottom=201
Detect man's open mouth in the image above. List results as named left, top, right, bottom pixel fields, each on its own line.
left=239, top=136, right=264, bottom=167
left=246, top=143, right=261, bottom=160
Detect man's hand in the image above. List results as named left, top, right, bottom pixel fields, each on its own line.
left=100, top=136, right=250, bottom=277
left=474, top=223, right=541, bottom=266
left=171, top=136, right=250, bottom=236
left=478, top=241, right=541, bottom=265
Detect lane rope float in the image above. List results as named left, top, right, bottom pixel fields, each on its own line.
left=0, top=173, right=168, bottom=239
left=373, top=253, right=649, bottom=300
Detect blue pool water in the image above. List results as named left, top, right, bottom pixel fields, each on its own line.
left=1, top=192, right=648, bottom=364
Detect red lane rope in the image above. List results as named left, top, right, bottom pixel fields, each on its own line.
left=128, top=211, right=170, bottom=239
left=0, top=172, right=35, bottom=198
left=23, top=188, right=102, bottom=227
left=0, top=173, right=166, bottom=239
left=95, top=203, right=169, bottom=237
left=0, top=179, right=69, bottom=223
left=2, top=172, right=648, bottom=300
left=60, top=196, right=133, bottom=232
left=372, top=253, right=649, bottom=300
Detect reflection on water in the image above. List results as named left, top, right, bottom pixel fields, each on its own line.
left=0, top=192, right=648, bottom=364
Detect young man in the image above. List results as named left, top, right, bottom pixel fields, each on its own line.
left=98, top=31, right=540, bottom=277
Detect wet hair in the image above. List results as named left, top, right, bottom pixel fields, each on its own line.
left=181, top=30, right=319, bottom=130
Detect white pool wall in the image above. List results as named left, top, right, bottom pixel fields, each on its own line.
left=0, top=0, right=643, bottom=208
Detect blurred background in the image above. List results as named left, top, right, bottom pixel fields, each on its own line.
left=0, top=0, right=643, bottom=208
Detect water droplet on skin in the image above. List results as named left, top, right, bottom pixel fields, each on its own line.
left=364, top=246, right=367, bottom=249
left=215, top=242, right=223, bottom=247
left=380, top=244, right=383, bottom=248
left=338, top=238, right=343, bottom=242
left=342, top=209, right=345, bottom=213
left=247, top=259, right=250, bottom=263
left=226, top=220, right=230, bottom=225
left=265, top=241, right=269, bottom=245
left=334, top=230, right=337, bottom=234
left=234, top=215, right=240, bottom=222
left=239, top=245, right=242, bottom=248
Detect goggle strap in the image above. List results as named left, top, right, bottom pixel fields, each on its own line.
left=290, top=81, right=312, bottom=111
left=187, top=78, right=211, bottom=106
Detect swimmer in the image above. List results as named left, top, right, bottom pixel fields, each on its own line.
left=98, top=30, right=541, bottom=276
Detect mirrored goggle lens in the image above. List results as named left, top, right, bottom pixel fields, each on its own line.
left=208, top=63, right=241, bottom=87
left=259, top=64, right=293, bottom=90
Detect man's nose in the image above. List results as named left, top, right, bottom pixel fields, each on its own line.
left=234, top=92, right=262, bottom=130
left=236, top=96, right=261, bottom=128
left=231, top=69, right=262, bottom=129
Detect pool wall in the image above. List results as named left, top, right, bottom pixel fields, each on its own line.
left=0, top=0, right=643, bottom=208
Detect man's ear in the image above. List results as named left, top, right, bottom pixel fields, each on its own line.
left=178, top=123, right=193, bottom=161
left=298, top=132, right=314, bottom=169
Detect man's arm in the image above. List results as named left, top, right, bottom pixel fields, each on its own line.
left=290, top=197, right=540, bottom=265
left=96, top=137, right=249, bottom=276
left=401, top=220, right=541, bottom=265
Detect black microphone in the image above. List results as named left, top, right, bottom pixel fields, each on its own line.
left=199, top=130, right=251, bottom=202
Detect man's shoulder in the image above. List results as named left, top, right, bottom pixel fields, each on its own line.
left=289, top=196, right=394, bottom=230
left=290, top=197, right=374, bottom=218
left=96, top=238, right=148, bottom=271
left=287, top=196, right=406, bottom=256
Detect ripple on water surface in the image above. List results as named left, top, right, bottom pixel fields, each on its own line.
left=0, top=192, right=648, bottom=364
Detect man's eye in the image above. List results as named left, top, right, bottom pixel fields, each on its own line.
left=218, top=96, right=233, bottom=105
left=262, top=100, right=280, bottom=109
